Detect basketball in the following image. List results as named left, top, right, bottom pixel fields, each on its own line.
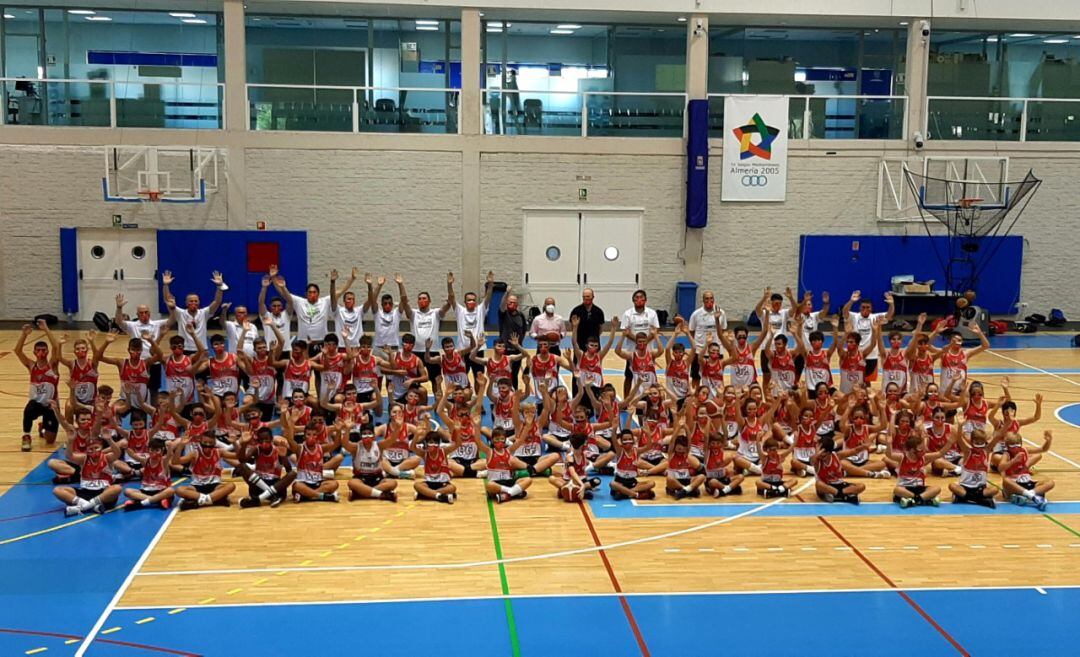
left=956, top=297, right=970, bottom=309
left=545, top=331, right=562, bottom=344
left=560, top=484, right=582, bottom=503
left=964, top=290, right=977, bottom=302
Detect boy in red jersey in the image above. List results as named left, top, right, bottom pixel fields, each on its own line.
left=1001, top=430, right=1054, bottom=510
left=891, top=433, right=944, bottom=508
left=663, top=324, right=693, bottom=408
left=610, top=429, right=657, bottom=501
left=479, top=428, right=531, bottom=503
left=164, top=323, right=206, bottom=417
left=232, top=426, right=293, bottom=508
left=412, top=426, right=462, bottom=504
left=813, top=436, right=866, bottom=504
left=175, top=432, right=237, bottom=509
left=549, top=432, right=600, bottom=502
left=281, top=413, right=341, bottom=503
left=704, top=433, right=744, bottom=497
left=52, top=435, right=124, bottom=516
left=96, top=333, right=162, bottom=412
left=15, top=322, right=60, bottom=451
left=665, top=434, right=706, bottom=499
left=426, top=336, right=474, bottom=391
left=756, top=437, right=796, bottom=498
left=123, top=437, right=181, bottom=511
left=948, top=427, right=1001, bottom=508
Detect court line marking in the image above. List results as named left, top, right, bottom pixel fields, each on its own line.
left=815, top=514, right=970, bottom=656
left=484, top=497, right=522, bottom=657
left=135, top=479, right=816, bottom=577
left=577, top=501, right=651, bottom=657
left=74, top=505, right=180, bottom=657
left=112, top=584, right=1080, bottom=611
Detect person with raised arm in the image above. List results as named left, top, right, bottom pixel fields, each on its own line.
left=404, top=272, right=455, bottom=395
left=162, top=269, right=226, bottom=361
left=16, top=322, right=61, bottom=451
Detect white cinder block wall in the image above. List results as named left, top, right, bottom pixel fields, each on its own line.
left=0, top=143, right=1078, bottom=321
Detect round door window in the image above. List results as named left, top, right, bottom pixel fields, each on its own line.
left=604, top=246, right=619, bottom=261
left=546, top=246, right=561, bottom=261
left=91, top=245, right=105, bottom=259
left=132, top=245, right=146, bottom=259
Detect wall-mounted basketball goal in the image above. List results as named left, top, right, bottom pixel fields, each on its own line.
left=102, top=146, right=220, bottom=204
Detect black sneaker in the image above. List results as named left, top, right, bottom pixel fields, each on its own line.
left=383, top=490, right=398, bottom=503
left=122, top=500, right=141, bottom=512
left=239, top=498, right=260, bottom=509
left=269, top=493, right=284, bottom=508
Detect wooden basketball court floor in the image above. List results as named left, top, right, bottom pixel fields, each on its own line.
left=1, top=330, right=1079, bottom=656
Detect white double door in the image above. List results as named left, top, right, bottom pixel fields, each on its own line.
left=76, top=228, right=158, bottom=321
left=523, top=210, right=642, bottom=319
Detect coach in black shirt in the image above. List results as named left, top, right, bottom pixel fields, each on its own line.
left=498, top=286, right=528, bottom=387
left=570, top=288, right=605, bottom=350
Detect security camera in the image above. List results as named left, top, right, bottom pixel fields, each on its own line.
left=919, top=20, right=930, bottom=38
left=913, top=132, right=925, bottom=149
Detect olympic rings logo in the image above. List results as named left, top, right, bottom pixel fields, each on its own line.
left=741, top=175, right=768, bottom=186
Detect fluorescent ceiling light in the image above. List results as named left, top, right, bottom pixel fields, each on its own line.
left=416, top=25, right=438, bottom=31
left=68, top=9, right=95, bottom=14
left=415, top=20, right=439, bottom=25
left=899, top=21, right=909, bottom=26
left=169, top=12, right=196, bottom=17
left=1044, top=38, right=1069, bottom=43
left=550, top=29, right=573, bottom=34
left=677, top=17, right=687, bottom=22
left=85, top=16, right=112, bottom=21
left=487, top=21, right=502, bottom=28
left=985, top=36, right=998, bottom=42
left=556, top=24, right=581, bottom=29
left=3, top=13, right=13, bottom=18
left=486, top=28, right=502, bottom=33
left=181, top=18, right=206, bottom=23
left=1010, top=33, right=1035, bottom=37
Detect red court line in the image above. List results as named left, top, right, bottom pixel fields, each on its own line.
left=0, top=627, right=202, bottom=656
left=576, top=501, right=652, bottom=657
left=0, top=507, right=62, bottom=523
left=812, top=514, right=971, bottom=657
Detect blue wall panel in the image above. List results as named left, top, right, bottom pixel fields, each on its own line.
left=155, top=230, right=307, bottom=316
left=60, top=228, right=79, bottom=315
left=798, top=235, right=1023, bottom=314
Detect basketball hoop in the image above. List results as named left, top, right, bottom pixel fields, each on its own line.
left=138, top=190, right=162, bottom=203
left=956, top=197, right=983, bottom=226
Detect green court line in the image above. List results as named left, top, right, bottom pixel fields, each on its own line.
left=1044, top=513, right=1080, bottom=539
left=486, top=497, right=522, bottom=657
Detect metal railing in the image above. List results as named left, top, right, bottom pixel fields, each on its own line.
left=708, top=93, right=909, bottom=140
left=0, top=77, right=225, bottom=129
left=926, top=95, right=1080, bottom=142
left=482, top=89, right=687, bottom=137
left=246, top=83, right=461, bottom=134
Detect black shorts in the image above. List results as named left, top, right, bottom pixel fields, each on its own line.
left=673, top=476, right=692, bottom=487
left=902, top=485, right=927, bottom=497
left=961, top=484, right=986, bottom=498
left=760, top=350, right=770, bottom=374
left=467, top=351, right=484, bottom=375
left=76, top=486, right=108, bottom=501
left=690, top=357, right=701, bottom=381
left=709, top=474, right=731, bottom=485
left=357, top=390, right=375, bottom=404
left=864, top=358, right=878, bottom=378
left=140, top=486, right=167, bottom=496
left=355, top=473, right=384, bottom=487
left=453, top=456, right=477, bottom=468
left=641, top=453, right=664, bottom=467
left=421, top=352, right=442, bottom=382
left=517, top=454, right=539, bottom=467
left=194, top=482, right=221, bottom=495
left=426, top=480, right=449, bottom=491
left=614, top=475, right=638, bottom=489
left=828, top=480, right=851, bottom=492
left=491, top=478, right=516, bottom=488
left=1016, top=479, right=1037, bottom=491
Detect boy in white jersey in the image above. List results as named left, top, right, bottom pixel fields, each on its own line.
left=346, top=424, right=399, bottom=502
left=330, top=267, right=363, bottom=348
left=403, top=273, right=455, bottom=396
left=370, top=274, right=409, bottom=353
left=448, top=270, right=496, bottom=391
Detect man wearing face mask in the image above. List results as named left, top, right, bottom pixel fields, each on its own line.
left=498, top=285, right=528, bottom=387
left=529, top=297, right=568, bottom=357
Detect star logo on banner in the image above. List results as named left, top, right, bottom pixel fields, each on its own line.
left=732, top=112, right=780, bottom=160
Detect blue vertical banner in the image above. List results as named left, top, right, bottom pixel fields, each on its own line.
left=686, top=98, right=709, bottom=228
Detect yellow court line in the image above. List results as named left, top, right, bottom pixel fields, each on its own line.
left=135, top=617, right=155, bottom=625
left=24, top=648, right=47, bottom=655
left=167, top=608, right=186, bottom=615
left=100, top=626, right=122, bottom=635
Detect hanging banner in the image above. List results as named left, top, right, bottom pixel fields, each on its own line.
left=721, top=95, right=788, bottom=202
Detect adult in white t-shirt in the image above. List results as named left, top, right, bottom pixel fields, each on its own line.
left=329, top=268, right=362, bottom=348
left=788, top=289, right=830, bottom=384
left=753, top=288, right=793, bottom=391
left=258, top=274, right=292, bottom=350
left=620, top=289, right=660, bottom=397
left=842, top=290, right=896, bottom=373
left=114, top=293, right=172, bottom=393
left=402, top=273, right=454, bottom=394
left=685, top=290, right=727, bottom=384
left=448, top=270, right=495, bottom=390
left=222, top=304, right=258, bottom=358
left=273, top=265, right=351, bottom=356
left=161, top=270, right=225, bottom=354
left=370, top=274, right=408, bottom=352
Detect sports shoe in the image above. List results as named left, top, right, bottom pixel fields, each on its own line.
left=21, top=435, right=32, bottom=452
left=494, top=493, right=510, bottom=504
left=977, top=497, right=996, bottom=509
left=64, top=505, right=82, bottom=517
left=822, top=494, right=835, bottom=503
left=873, top=470, right=892, bottom=479
left=1034, top=495, right=1048, bottom=511
left=711, top=488, right=722, bottom=498
left=638, top=490, right=656, bottom=500
left=268, top=493, right=284, bottom=508
left=397, top=470, right=414, bottom=480
left=847, top=495, right=860, bottom=506
left=179, top=500, right=199, bottom=510
left=899, top=497, right=913, bottom=509
left=213, top=496, right=231, bottom=507
left=239, top=497, right=260, bottom=509
left=1010, top=494, right=1026, bottom=506
left=159, top=498, right=171, bottom=510
left=123, top=500, right=141, bottom=512
left=382, top=491, right=397, bottom=503
left=928, top=497, right=940, bottom=508
left=671, top=488, right=686, bottom=500
left=689, top=488, right=701, bottom=498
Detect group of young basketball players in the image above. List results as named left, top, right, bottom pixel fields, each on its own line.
left=15, top=269, right=1054, bottom=516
